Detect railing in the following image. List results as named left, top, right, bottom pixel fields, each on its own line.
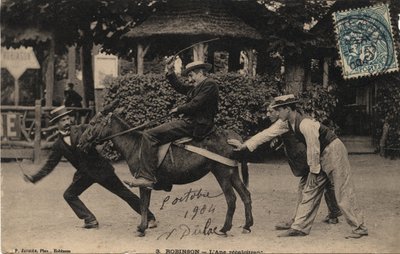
left=1, top=100, right=94, bottom=163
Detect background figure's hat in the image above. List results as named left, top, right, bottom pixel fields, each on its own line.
left=271, top=94, right=299, bottom=108
left=50, top=105, right=73, bottom=123
left=181, top=61, right=212, bottom=76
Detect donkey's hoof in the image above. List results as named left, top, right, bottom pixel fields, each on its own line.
left=218, top=229, right=228, bottom=237
left=135, top=228, right=146, bottom=237
left=242, top=228, right=251, bottom=234
left=148, top=219, right=158, bottom=229
left=136, top=231, right=146, bottom=237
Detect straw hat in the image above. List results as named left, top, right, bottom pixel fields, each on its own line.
left=271, top=94, right=299, bottom=108
left=181, top=61, right=212, bottom=76
left=50, top=106, right=73, bottom=123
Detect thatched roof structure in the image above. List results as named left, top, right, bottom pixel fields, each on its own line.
left=124, top=0, right=263, bottom=40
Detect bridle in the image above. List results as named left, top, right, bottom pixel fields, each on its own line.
left=90, top=112, right=113, bottom=145
left=90, top=112, right=170, bottom=145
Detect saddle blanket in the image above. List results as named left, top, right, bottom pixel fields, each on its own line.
left=157, top=137, right=238, bottom=167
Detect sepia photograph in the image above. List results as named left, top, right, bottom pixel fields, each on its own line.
left=1, top=0, right=400, bottom=253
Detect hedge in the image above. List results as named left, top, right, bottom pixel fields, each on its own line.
left=374, top=75, right=400, bottom=158
left=102, top=73, right=282, bottom=137
left=99, top=73, right=339, bottom=160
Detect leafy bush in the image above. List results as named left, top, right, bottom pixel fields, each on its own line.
left=373, top=75, right=400, bottom=158
left=100, top=73, right=281, bottom=160
left=103, top=73, right=281, bottom=137
left=99, top=73, right=340, bottom=160
left=300, top=83, right=339, bottom=133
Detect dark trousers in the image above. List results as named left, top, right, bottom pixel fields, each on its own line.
left=137, top=119, right=194, bottom=181
left=63, top=171, right=155, bottom=223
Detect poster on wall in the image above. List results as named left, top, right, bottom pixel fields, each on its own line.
left=94, top=52, right=119, bottom=89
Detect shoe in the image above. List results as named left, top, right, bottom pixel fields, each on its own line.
left=124, top=177, right=154, bottom=188
left=148, top=219, right=158, bottom=229
left=277, top=229, right=307, bottom=237
left=345, top=232, right=368, bottom=239
left=322, top=215, right=339, bottom=224
left=83, top=220, right=99, bottom=229
left=275, top=220, right=293, bottom=230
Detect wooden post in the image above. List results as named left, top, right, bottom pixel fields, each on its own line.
left=68, top=46, right=76, bottom=84
left=247, top=49, right=257, bottom=77
left=228, top=48, right=241, bottom=72
left=45, top=38, right=55, bottom=107
left=14, top=78, right=19, bottom=105
left=193, top=43, right=208, bottom=62
left=34, top=100, right=42, bottom=164
left=137, top=43, right=150, bottom=75
left=379, top=121, right=389, bottom=156
left=323, top=57, right=329, bottom=88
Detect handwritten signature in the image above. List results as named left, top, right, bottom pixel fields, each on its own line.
left=157, top=218, right=225, bottom=240
left=160, top=188, right=223, bottom=210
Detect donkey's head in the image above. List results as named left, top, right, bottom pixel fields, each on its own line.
left=78, top=99, right=119, bottom=152
left=78, top=112, right=113, bottom=152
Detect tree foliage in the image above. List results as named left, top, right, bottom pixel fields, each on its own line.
left=256, top=0, right=331, bottom=57
left=1, top=0, right=155, bottom=52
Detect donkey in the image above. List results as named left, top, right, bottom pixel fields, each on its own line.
left=78, top=107, right=253, bottom=237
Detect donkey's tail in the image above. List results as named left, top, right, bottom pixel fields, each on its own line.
left=241, top=160, right=249, bottom=187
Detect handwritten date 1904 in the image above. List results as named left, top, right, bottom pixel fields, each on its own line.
left=184, top=204, right=216, bottom=220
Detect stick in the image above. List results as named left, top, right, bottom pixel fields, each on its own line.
left=172, top=38, right=220, bottom=59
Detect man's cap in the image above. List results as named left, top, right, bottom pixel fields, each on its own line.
left=181, top=61, right=212, bottom=76
left=50, top=105, right=73, bottom=123
left=271, top=94, right=299, bottom=108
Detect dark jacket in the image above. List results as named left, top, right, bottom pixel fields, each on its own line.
left=167, top=73, right=219, bottom=138
left=64, top=90, right=83, bottom=107
left=31, top=125, right=114, bottom=183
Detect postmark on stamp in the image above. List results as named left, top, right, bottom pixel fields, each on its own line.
left=333, top=4, right=399, bottom=79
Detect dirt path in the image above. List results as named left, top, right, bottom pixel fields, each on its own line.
left=1, top=154, right=400, bottom=253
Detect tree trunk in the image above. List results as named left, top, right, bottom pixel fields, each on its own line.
left=45, top=37, right=55, bottom=107
left=81, top=38, right=94, bottom=107
left=284, top=55, right=305, bottom=96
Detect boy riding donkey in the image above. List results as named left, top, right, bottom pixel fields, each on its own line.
left=127, top=57, right=219, bottom=188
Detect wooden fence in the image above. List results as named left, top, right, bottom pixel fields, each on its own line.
left=1, top=100, right=94, bottom=163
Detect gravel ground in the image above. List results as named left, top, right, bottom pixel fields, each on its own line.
left=1, top=154, right=400, bottom=253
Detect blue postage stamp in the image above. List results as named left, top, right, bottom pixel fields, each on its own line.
left=333, top=4, right=399, bottom=79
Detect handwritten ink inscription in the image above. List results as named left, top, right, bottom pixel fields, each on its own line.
left=184, top=204, right=216, bottom=220
left=160, top=188, right=222, bottom=210
left=157, top=218, right=225, bottom=240
left=158, top=188, right=224, bottom=240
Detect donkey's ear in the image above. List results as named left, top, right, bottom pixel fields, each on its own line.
left=101, top=99, right=119, bottom=114
left=114, top=106, right=125, bottom=115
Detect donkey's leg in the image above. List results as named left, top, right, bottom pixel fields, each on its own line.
left=231, top=172, right=253, bottom=233
left=213, top=169, right=237, bottom=234
left=137, top=187, right=151, bottom=237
